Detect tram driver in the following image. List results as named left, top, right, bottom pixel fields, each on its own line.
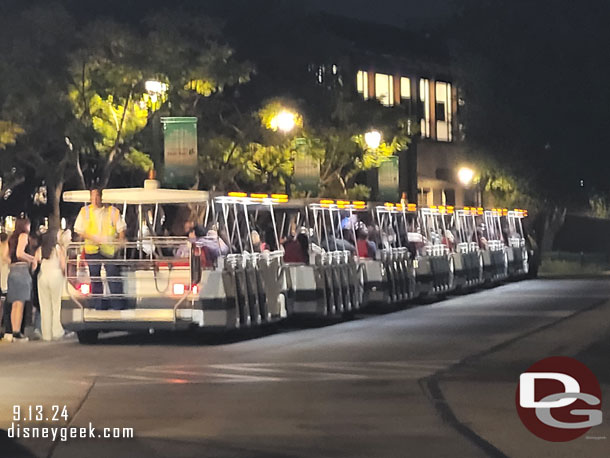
left=74, top=188, right=126, bottom=310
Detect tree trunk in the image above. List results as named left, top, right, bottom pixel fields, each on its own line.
left=539, top=206, right=566, bottom=253
left=526, top=206, right=566, bottom=278
left=100, top=88, right=134, bottom=188
left=48, top=179, right=64, bottom=231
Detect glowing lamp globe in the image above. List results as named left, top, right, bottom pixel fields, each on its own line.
left=364, top=130, right=382, bottom=149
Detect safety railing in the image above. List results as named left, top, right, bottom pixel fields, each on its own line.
left=425, top=243, right=449, bottom=257
left=487, top=239, right=506, bottom=251
left=456, top=241, right=479, bottom=253
left=65, top=238, right=197, bottom=301
left=508, top=236, right=525, bottom=248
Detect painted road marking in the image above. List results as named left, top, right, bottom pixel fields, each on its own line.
left=95, top=360, right=459, bottom=386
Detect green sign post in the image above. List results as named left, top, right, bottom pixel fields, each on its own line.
left=377, top=155, right=399, bottom=202
left=160, top=117, right=198, bottom=188
left=293, top=138, right=320, bottom=194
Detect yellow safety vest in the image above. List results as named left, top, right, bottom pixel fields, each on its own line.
left=83, top=206, right=118, bottom=257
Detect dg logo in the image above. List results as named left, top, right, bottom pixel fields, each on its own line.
left=516, top=356, right=603, bottom=442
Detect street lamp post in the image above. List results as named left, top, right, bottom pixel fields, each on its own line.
left=457, top=166, right=481, bottom=207
left=269, top=110, right=299, bottom=195
left=145, top=80, right=168, bottom=178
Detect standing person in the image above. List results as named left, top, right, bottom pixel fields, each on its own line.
left=27, top=230, right=43, bottom=340
left=4, top=218, right=37, bottom=342
left=36, top=230, right=66, bottom=341
left=0, top=232, right=9, bottom=338
left=74, top=188, right=126, bottom=310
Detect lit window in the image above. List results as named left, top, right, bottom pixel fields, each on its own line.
left=400, top=77, right=411, bottom=101
left=418, top=188, right=431, bottom=207
left=375, top=73, right=394, bottom=106
left=419, top=78, right=430, bottom=138
left=435, top=81, right=452, bottom=142
left=356, top=70, right=369, bottom=100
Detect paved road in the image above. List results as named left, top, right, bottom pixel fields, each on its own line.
left=1, top=279, right=609, bottom=458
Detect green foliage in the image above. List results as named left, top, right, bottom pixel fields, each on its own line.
left=316, top=116, right=412, bottom=197
left=0, top=121, right=24, bottom=149
left=65, top=12, right=253, bottom=187
left=88, top=94, right=149, bottom=156
left=588, top=194, right=610, bottom=219
left=476, top=165, right=539, bottom=213
left=347, top=184, right=371, bottom=200
left=123, top=148, right=154, bottom=172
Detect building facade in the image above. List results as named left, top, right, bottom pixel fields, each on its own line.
left=353, top=65, right=468, bottom=206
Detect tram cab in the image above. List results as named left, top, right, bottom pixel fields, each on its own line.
left=504, top=208, right=530, bottom=276
left=61, top=179, right=210, bottom=343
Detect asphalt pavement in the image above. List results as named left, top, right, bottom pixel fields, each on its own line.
left=0, top=278, right=609, bottom=458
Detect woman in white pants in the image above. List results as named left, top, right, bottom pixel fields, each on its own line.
left=37, top=230, right=66, bottom=341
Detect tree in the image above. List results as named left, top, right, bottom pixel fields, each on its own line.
left=0, top=6, right=253, bottom=227
left=66, top=13, right=252, bottom=190
left=0, top=5, right=79, bottom=228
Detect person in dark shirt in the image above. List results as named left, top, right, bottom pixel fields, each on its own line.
left=283, top=231, right=309, bottom=264
left=356, top=226, right=376, bottom=258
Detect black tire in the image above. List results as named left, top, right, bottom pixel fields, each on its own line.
left=77, top=330, right=99, bottom=345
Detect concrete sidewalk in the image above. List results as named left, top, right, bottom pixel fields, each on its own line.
left=433, top=300, right=610, bottom=457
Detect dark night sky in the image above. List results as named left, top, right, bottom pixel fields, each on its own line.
left=304, top=0, right=455, bottom=27
left=21, top=0, right=455, bottom=28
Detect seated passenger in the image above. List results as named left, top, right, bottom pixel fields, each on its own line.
left=442, top=229, right=455, bottom=252
left=407, top=231, right=425, bottom=257
left=199, top=229, right=229, bottom=265
left=283, top=232, right=309, bottom=264
left=250, top=230, right=262, bottom=253
left=175, top=226, right=199, bottom=259
left=356, top=226, right=376, bottom=258
left=324, top=234, right=356, bottom=254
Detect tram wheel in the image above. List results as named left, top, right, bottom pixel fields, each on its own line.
left=77, top=330, right=99, bottom=345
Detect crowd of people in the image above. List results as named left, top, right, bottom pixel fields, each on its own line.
left=0, top=218, right=70, bottom=343
left=0, top=188, right=125, bottom=342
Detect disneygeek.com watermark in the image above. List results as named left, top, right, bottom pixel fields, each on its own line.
left=8, top=405, right=134, bottom=442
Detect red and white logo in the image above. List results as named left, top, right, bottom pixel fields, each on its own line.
left=516, top=356, right=603, bottom=442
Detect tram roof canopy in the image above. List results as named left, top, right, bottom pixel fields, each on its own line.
left=63, top=180, right=209, bottom=205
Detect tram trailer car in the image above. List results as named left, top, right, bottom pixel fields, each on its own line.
left=60, top=183, right=531, bottom=343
